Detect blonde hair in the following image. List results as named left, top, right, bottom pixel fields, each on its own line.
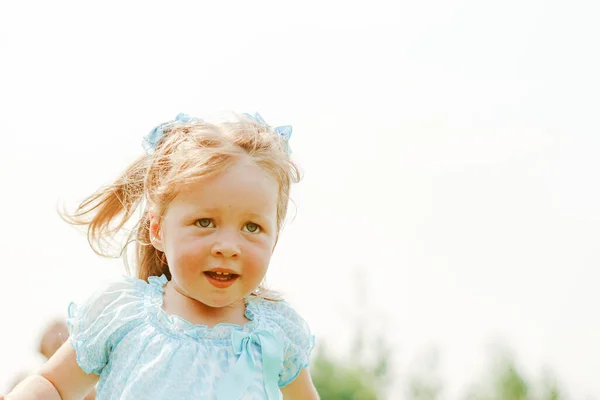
left=62, top=114, right=301, bottom=298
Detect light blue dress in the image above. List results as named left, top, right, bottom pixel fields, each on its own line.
left=67, top=275, right=314, bottom=400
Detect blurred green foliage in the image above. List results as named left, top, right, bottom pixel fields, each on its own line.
left=311, top=345, right=379, bottom=400
left=309, top=268, right=392, bottom=399
left=309, top=324, right=391, bottom=399
left=461, top=348, right=566, bottom=400
left=307, top=270, right=568, bottom=399
left=311, top=343, right=567, bottom=400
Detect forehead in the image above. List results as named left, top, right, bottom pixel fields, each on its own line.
left=171, top=159, right=279, bottom=215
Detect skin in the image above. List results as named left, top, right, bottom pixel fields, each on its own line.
left=150, top=157, right=280, bottom=327
left=38, top=322, right=97, bottom=399
left=39, top=321, right=69, bottom=360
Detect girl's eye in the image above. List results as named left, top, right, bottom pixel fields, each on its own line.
left=195, top=218, right=214, bottom=228
left=243, top=222, right=261, bottom=233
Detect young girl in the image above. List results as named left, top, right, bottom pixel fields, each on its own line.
left=5, top=112, right=318, bottom=400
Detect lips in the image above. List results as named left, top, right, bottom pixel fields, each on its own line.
left=203, top=269, right=239, bottom=289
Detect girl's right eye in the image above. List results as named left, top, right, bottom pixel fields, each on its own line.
left=195, top=218, right=214, bottom=228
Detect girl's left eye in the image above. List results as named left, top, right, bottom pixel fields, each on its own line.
left=195, top=218, right=214, bottom=228
left=243, top=222, right=261, bottom=233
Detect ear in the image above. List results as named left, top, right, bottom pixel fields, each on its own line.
left=149, top=211, right=165, bottom=252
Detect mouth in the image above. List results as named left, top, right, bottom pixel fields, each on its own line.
left=203, top=270, right=239, bottom=288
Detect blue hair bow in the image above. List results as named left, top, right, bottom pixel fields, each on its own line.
left=142, top=113, right=200, bottom=154
left=143, top=112, right=292, bottom=156
left=244, top=112, right=293, bottom=156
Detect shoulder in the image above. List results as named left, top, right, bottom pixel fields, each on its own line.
left=256, top=299, right=312, bottom=340
left=252, top=298, right=315, bottom=387
left=89, top=274, right=162, bottom=296
left=66, top=274, right=168, bottom=375
left=70, top=274, right=165, bottom=313
left=68, top=274, right=168, bottom=325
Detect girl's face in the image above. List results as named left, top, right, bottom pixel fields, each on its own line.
left=151, top=157, right=279, bottom=309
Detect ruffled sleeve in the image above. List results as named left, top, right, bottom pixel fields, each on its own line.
left=67, top=275, right=163, bottom=375
left=258, top=300, right=315, bottom=388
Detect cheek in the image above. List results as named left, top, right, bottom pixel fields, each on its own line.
left=244, top=244, right=272, bottom=275
left=167, top=237, right=210, bottom=272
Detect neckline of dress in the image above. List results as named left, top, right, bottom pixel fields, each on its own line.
left=145, top=274, right=260, bottom=341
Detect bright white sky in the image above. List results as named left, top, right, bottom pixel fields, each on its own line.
left=1, top=1, right=599, bottom=399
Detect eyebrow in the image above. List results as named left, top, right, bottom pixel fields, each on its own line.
left=191, top=207, right=272, bottom=220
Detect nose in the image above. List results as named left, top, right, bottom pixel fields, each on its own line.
left=211, top=230, right=241, bottom=258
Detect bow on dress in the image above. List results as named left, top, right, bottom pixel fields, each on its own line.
left=216, top=329, right=284, bottom=400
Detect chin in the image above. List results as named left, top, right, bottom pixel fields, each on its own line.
left=202, top=294, right=243, bottom=309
